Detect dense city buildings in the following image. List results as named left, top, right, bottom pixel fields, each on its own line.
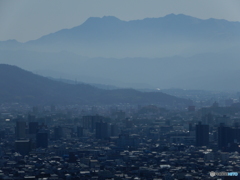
left=0, top=102, right=240, bottom=179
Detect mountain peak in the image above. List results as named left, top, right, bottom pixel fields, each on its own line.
left=83, top=16, right=122, bottom=25
left=163, top=13, right=200, bottom=20
left=0, top=39, right=21, bottom=45
left=101, top=16, right=120, bottom=20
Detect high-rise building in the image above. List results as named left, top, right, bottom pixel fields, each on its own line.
left=217, top=123, right=240, bottom=151
left=36, top=130, right=48, bottom=148
left=15, top=139, right=31, bottom=155
left=218, top=124, right=232, bottom=151
left=96, top=122, right=108, bottom=139
left=15, top=121, right=26, bottom=139
left=54, top=126, right=63, bottom=140
left=196, top=122, right=209, bottom=146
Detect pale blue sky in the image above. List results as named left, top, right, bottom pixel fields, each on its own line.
left=1, top=0, right=240, bottom=42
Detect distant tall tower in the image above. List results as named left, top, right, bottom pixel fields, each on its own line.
left=54, top=126, right=63, bottom=140
left=96, top=122, right=109, bottom=139
left=196, top=122, right=209, bottom=146
left=218, top=123, right=233, bottom=151
left=15, top=121, right=26, bottom=139
left=36, top=130, right=48, bottom=148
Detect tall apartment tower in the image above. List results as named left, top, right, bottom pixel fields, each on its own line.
left=96, top=122, right=109, bottom=139
left=15, top=139, right=31, bottom=155
left=218, top=123, right=234, bottom=151
left=54, top=126, right=63, bottom=140
left=36, top=130, right=48, bottom=148
left=196, top=122, right=209, bottom=146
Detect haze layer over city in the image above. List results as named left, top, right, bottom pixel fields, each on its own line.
left=1, top=1, right=240, bottom=179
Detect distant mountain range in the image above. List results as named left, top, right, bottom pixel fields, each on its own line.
left=0, top=64, right=191, bottom=106
left=1, top=14, right=240, bottom=91
left=1, top=14, right=240, bottom=58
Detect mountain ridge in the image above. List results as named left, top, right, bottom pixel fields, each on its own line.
left=1, top=14, right=240, bottom=91
left=0, top=64, right=191, bottom=106
left=2, top=14, right=240, bottom=58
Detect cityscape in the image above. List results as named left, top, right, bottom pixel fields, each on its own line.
left=1, top=1, right=240, bottom=179
left=0, top=99, right=240, bottom=179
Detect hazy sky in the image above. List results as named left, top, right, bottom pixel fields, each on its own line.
left=1, top=0, right=240, bottom=42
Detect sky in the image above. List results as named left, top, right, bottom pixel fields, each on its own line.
left=1, top=0, right=240, bottom=42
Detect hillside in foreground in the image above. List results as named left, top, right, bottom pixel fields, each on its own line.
left=0, top=64, right=192, bottom=106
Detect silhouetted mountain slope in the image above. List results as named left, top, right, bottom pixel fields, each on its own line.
left=0, top=64, right=191, bottom=105
left=1, top=14, right=240, bottom=58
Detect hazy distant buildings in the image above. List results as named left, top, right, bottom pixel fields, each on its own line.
left=51, top=105, right=56, bottom=112
left=188, top=106, right=195, bottom=112
left=77, top=126, right=83, bottom=138
left=0, top=130, right=5, bottom=139
left=82, top=115, right=102, bottom=132
left=28, top=114, right=36, bottom=122
left=216, top=115, right=230, bottom=126
left=117, top=133, right=140, bottom=148
left=110, top=124, right=119, bottom=136
left=29, top=122, right=38, bottom=134
left=125, top=119, right=133, bottom=128
left=225, top=98, right=234, bottom=106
